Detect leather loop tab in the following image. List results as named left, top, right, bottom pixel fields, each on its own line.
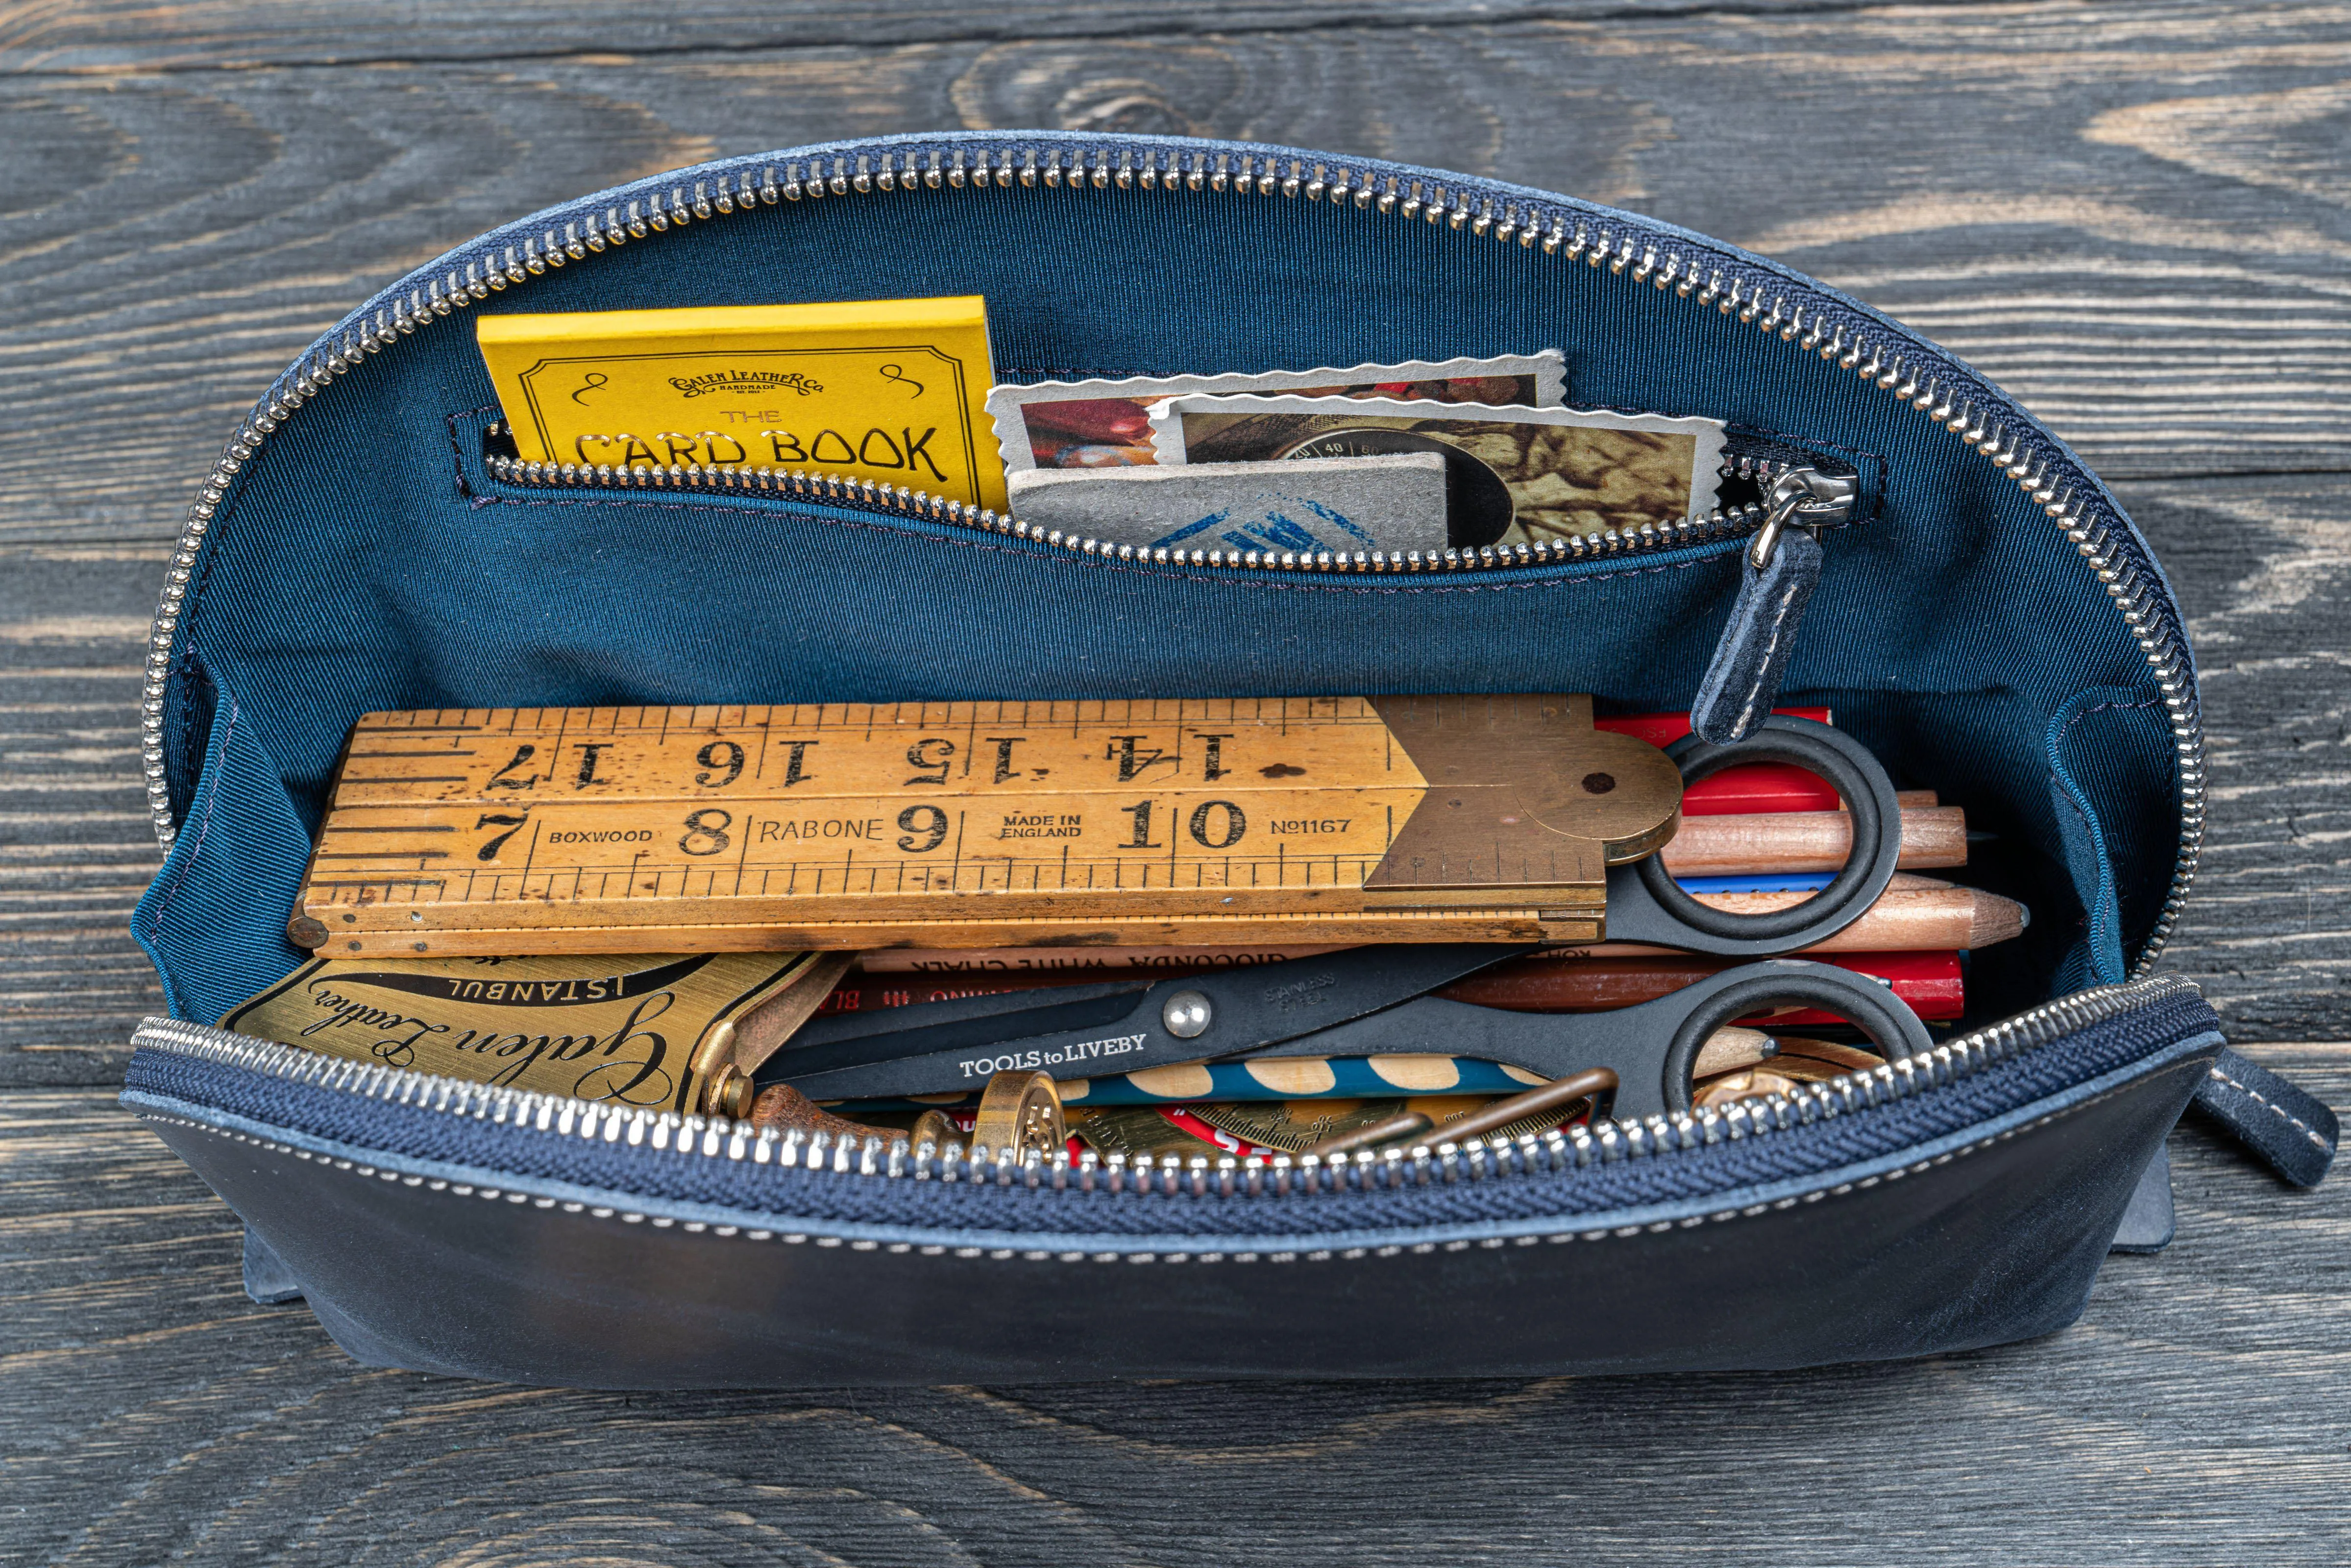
left=242, top=1225, right=306, bottom=1305
left=1691, top=527, right=1822, bottom=745
left=2193, top=1047, right=2338, bottom=1188
left=2108, top=1144, right=2176, bottom=1253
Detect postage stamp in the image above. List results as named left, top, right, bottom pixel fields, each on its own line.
left=1146, top=394, right=1726, bottom=548
left=984, top=350, right=1566, bottom=472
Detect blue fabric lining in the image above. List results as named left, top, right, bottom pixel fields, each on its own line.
left=2045, top=686, right=2171, bottom=987
left=138, top=137, right=2189, bottom=1030
left=133, top=663, right=312, bottom=1024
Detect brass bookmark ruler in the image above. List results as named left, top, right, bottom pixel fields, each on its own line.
left=218, top=949, right=847, bottom=1117
left=292, top=695, right=1682, bottom=956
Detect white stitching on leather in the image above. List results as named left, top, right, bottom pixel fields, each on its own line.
left=2205, top=1065, right=2331, bottom=1153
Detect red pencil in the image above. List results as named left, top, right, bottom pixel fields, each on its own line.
left=1438, top=949, right=1963, bottom=1024
left=1592, top=707, right=1833, bottom=747
left=1594, top=707, right=1938, bottom=816
left=1596, top=708, right=1841, bottom=813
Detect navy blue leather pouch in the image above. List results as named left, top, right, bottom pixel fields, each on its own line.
left=118, top=133, right=2330, bottom=1386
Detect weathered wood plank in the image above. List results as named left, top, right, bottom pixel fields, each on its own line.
left=9, top=465, right=2342, bottom=1083
left=6, top=5, right=2344, bottom=1560
left=3, top=0, right=2350, bottom=554
left=0, top=0, right=1951, bottom=74
left=2122, top=474, right=2351, bottom=1038
left=2, top=1067, right=2344, bottom=1566
left=0, top=546, right=166, bottom=1085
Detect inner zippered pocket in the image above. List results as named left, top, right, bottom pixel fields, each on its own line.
left=469, top=413, right=1875, bottom=731
left=470, top=414, right=1874, bottom=581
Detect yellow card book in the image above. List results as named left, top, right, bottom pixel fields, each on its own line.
left=476, top=295, right=1005, bottom=510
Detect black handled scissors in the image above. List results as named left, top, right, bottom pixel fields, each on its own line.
left=766, top=948, right=1930, bottom=1121
left=761, top=716, right=1924, bottom=1119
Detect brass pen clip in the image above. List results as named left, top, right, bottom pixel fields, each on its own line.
left=1306, top=1067, right=1620, bottom=1158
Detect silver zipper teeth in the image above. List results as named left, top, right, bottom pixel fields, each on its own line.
left=140, top=141, right=2204, bottom=974
left=481, top=445, right=1774, bottom=576
left=128, top=972, right=2200, bottom=1199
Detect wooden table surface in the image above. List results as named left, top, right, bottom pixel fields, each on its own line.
left=4, top=1, right=2349, bottom=1561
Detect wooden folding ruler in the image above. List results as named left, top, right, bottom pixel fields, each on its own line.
left=291, top=695, right=1683, bottom=956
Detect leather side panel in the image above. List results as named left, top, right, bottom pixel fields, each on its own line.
left=143, top=1036, right=2219, bottom=1387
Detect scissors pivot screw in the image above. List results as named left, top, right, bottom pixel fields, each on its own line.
left=1162, top=991, right=1214, bottom=1038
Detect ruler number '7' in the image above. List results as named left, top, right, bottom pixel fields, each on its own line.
left=474, top=811, right=530, bottom=860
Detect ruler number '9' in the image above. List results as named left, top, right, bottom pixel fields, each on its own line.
left=897, top=805, right=948, bottom=853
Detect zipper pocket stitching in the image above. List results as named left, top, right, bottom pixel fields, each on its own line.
left=465, top=465, right=1773, bottom=595
left=125, top=1032, right=2215, bottom=1262
left=466, top=413, right=1805, bottom=579
left=138, top=134, right=2203, bottom=974
left=467, top=487, right=1763, bottom=595
left=454, top=400, right=1780, bottom=587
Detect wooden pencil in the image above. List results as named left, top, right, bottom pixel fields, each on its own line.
left=1660, top=804, right=1966, bottom=875
left=1689, top=875, right=2025, bottom=952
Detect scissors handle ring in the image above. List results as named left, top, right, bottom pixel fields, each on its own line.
left=1609, top=716, right=1904, bottom=957
left=1653, top=962, right=1935, bottom=1117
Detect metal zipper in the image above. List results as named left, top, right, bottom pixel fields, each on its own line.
left=138, top=138, right=2203, bottom=972
left=127, top=972, right=2200, bottom=1200
left=480, top=437, right=1812, bottom=576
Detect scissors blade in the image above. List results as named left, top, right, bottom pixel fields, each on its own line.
left=777, top=943, right=1534, bottom=1103
left=765, top=980, right=1152, bottom=1081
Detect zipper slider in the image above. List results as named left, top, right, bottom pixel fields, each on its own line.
left=1689, top=466, right=1859, bottom=745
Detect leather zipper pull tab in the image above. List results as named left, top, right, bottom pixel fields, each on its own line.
left=2194, top=1047, right=2338, bottom=1188
left=1690, top=467, right=1857, bottom=745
